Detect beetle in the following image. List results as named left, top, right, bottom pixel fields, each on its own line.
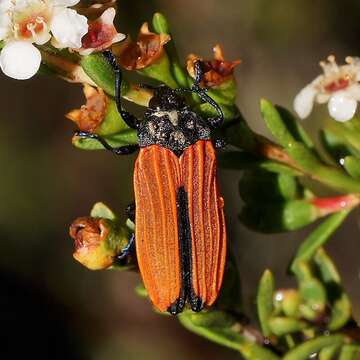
left=76, top=51, right=227, bottom=315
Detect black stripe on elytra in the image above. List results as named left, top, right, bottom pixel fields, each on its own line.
left=167, top=187, right=203, bottom=315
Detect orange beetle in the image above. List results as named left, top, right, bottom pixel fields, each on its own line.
left=77, top=51, right=227, bottom=315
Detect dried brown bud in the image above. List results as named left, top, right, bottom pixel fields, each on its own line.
left=66, top=84, right=108, bottom=133
left=70, top=216, right=114, bottom=270
left=187, top=44, right=241, bottom=87
left=116, top=22, right=171, bottom=70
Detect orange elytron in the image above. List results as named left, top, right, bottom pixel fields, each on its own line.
left=76, top=51, right=227, bottom=314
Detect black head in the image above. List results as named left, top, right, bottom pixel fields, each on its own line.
left=138, top=85, right=211, bottom=155
left=148, top=85, right=186, bottom=111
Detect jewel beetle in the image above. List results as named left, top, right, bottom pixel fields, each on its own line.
left=76, top=51, right=227, bottom=315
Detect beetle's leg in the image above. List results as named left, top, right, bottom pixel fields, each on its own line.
left=102, top=50, right=141, bottom=130
left=126, top=202, right=136, bottom=223
left=117, top=233, right=135, bottom=262
left=213, top=138, right=226, bottom=149
left=191, top=61, right=224, bottom=129
left=75, top=131, right=139, bottom=155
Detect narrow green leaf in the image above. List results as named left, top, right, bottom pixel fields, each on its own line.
left=344, top=156, right=360, bottom=179
left=81, top=53, right=117, bottom=96
left=218, top=151, right=299, bottom=175
left=240, top=200, right=317, bottom=233
left=339, top=345, right=360, bottom=360
left=319, top=344, right=341, bottom=360
left=276, top=106, right=314, bottom=149
left=90, top=202, right=116, bottom=220
left=314, top=249, right=351, bottom=331
left=135, top=283, right=148, bottom=298
left=290, top=211, right=350, bottom=272
left=320, top=129, right=354, bottom=164
left=268, top=317, right=307, bottom=336
left=239, top=170, right=299, bottom=204
left=257, top=270, right=275, bottom=337
left=261, top=99, right=295, bottom=148
left=283, top=335, right=346, bottom=360
left=179, top=314, right=280, bottom=360
left=286, top=142, right=360, bottom=193
left=72, top=129, right=138, bottom=150
left=152, top=12, right=188, bottom=88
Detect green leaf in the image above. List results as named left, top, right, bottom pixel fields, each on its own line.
left=261, top=99, right=295, bottom=148
left=320, top=129, right=354, bottom=164
left=290, top=211, right=350, bottom=272
left=179, top=313, right=280, bottom=360
left=152, top=12, right=188, bottom=88
left=293, top=262, right=327, bottom=321
left=319, top=344, right=341, bottom=360
left=81, top=53, right=117, bottom=96
left=72, top=129, right=138, bottom=150
left=276, top=106, right=314, bottom=149
left=283, top=335, right=346, bottom=360
left=239, top=170, right=299, bottom=204
left=197, top=102, right=239, bottom=123
left=286, top=142, right=360, bottom=193
left=343, top=156, right=360, bottom=179
left=135, top=283, right=148, bottom=298
left=268, top=317, right=307, bottom=336
left=90, top=202, right=117, bottom=220
left=152, top=12, right=170, bottom=34
left=218, top=151, right=302, bottom=175
left=338, top=345, right=360, bottom=360
left=240, top=200, right=318, bottom=233
left=138, top=53, right=178, bottom=88
left=314, top=248, right=352, bottom=330
left=257, top=270, right=275, bottom=337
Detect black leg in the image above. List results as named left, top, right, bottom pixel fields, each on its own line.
left=126, top=202, right=135, bottom=223
left=75, top=131, right=139, bottom=155
left=213, top=139, right=226, bottom=149
left=191, top=61, right=224, bottom=129
left=117, top=233, right=135, bottom=262
left=102, top=50, right=141, bottom=130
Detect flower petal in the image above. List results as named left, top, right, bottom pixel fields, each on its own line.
left=293, top=85, right=317, bottom=119
left=0, top=41, right=41, bottom=80
left=328, top=92, right=357, bottom=122
left=53, top=0, right=80, bottom=7
left=50, top=8, right=88, bottom=49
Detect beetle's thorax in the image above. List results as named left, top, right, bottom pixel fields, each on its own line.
left=137, top=92, right=211, bottom=156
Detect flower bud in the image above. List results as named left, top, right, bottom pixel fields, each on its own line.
left=187, top=45, right=240, bottom=89
left=114, top=23, right=177, bottom=87
left=66, top=84, right=128, bottom=135
left=70, top=216, right=129, bottom=270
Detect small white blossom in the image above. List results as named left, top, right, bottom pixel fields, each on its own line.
left=294, top=56, right=360, bottom=122
left=0, top=0, right=88, bottom=80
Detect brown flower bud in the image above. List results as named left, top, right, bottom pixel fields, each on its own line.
left=116, top=22, right=171, bottom=70
left=187, top=44, right=241, bottom=87
left=66, top=84, right=108, bottom=133
left=70, top=216, right=116, bottom=270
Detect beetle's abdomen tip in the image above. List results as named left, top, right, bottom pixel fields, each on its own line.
left=190, top=297, right=204, bottom=312
left=167, top=298, right=185, bottom=316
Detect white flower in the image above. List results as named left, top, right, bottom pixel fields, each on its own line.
left=0, top=0, right=88, bottom=80
left=294, top=55, right=360, bottom=122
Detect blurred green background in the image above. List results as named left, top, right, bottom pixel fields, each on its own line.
left=1, top=0, right=360, bottom=359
